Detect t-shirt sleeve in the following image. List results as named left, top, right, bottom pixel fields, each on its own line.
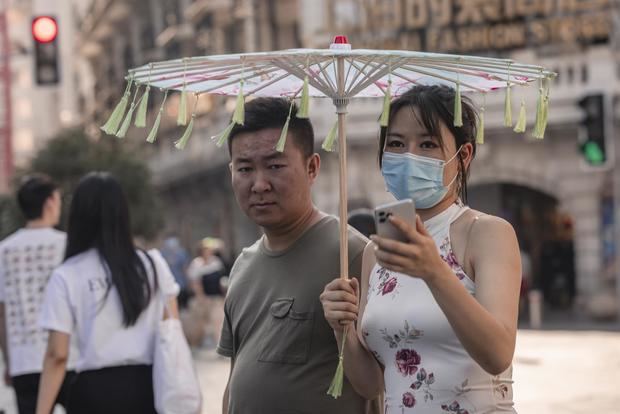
left=350, top=250, right=364, bottom=282
left=346, top=222, right=369, bottom=281
left=147, top=249, right=180, bottom=297
left=186, top=259, right=202, bottom=281
left=39, top=271, right=74, bottom=334
left=216, top=302, right=234, bottom=358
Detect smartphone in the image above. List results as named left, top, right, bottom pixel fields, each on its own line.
left=374, top=199, right=416, bottom=242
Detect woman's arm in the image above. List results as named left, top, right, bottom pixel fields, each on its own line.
left=164, top=296, right=180, bottom=319
left=320, top=242, right=384, bottom=399
left=36, top=331, right=71, bottom=414
left=428, top=216, right=521, bottom=375
left=373, top=215, right=521, bottom=375
left=187, top=260, right=206, bottom=297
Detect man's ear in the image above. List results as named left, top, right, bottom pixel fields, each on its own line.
left=307, top=153, right=320, bottom=182
left=41, top=195, right=55, bottom=218
left=44, top=195, right=54, bottom=210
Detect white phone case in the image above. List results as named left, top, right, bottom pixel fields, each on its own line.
left=374, top=199, right=416, bottom=242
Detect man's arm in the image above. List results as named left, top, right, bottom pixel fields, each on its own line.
left=0, top=303, right=10, bottom=386
left=222, top=359, right=233, bottom=414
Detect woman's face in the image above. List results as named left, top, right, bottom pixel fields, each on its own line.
left=200, top=246, right=214, bottom=259
left=384, top=106, right=464, bottom=189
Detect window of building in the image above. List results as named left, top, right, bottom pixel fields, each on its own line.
left=140, top=15, right=155, bottom=51
left=195, top=12, right=213, bottom=54
left=165, top=39, right=182, bottom=59
left=162, top=0, right=181, bottom=26
left=123, top=43, right=134, bottom=72
left=566, top=66, right=574, bottom=84
left=581, top=64, right=588, bottom=84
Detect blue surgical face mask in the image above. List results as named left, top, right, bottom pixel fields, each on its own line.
left=381, top=148, right=461, bottom=209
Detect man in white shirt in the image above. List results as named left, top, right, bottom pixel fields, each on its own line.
left=0, top=175, right=76, bottom=414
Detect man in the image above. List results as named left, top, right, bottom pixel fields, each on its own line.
left=0, top=175, right=76, bottom=414
left=159, top=235, right=191, bottom=308
left=348, top=208, right=377, bottom=239
left=217, top=98, right=373, bottom=413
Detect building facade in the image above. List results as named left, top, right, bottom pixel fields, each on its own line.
left=74, top=0, right=620, bottom=316
left=301, top=0, right=620, bottom=316
left=0, top=1, right=12, bottom=192
left=75, top=0, right=304, bottom=254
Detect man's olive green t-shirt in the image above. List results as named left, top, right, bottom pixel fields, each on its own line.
left=217, top=216, right=369, bottom=414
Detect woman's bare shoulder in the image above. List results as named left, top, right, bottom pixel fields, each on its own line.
left=461, top=208, right=515, bottom=232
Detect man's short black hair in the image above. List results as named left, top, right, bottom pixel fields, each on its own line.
left=16, top=174, right=58, bottom=220
left=227, top=98, right=315, bottom=158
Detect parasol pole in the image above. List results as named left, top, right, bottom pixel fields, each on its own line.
left=332, top=35, right=351, bottom=280
left=337, top=67, right=349, bottom=280
left=328, top=35, right=351, bottom=399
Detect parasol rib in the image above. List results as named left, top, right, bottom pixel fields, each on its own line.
left=348, top=57, right=407, bottom=97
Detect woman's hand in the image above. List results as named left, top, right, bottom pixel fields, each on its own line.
left=371, top=215, right=449, bottom=282
left=320, top=277, right=360, bottom=332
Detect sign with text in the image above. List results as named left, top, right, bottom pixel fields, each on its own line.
left=343, top=0, right=612, bottom=53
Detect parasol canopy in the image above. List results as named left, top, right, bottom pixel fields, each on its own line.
left=126, top=39, right=553, bottom=101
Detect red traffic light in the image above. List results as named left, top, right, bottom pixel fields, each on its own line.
left=32, top=16, right=58, bottom=43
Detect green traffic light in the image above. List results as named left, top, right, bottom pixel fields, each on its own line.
left=583, top=141, right=605, bottom=165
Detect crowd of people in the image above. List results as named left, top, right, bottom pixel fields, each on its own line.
left=0, top=85, right=522, bottom=414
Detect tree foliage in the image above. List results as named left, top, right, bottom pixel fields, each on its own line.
left=1, top=128, right=162, bottom=240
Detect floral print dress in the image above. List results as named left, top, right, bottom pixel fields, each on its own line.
left=361, top=202, right=515, bottom=413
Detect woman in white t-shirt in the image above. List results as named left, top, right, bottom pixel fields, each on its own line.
left=35, top=172, right=179, bottom=414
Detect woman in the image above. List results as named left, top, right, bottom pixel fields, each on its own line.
left=187, top=237, right=227, bottom=347
left=321, top=85, right=521, bottom=413
left=36, top=172, right=179, bottom=414
left=187, top=237, right=227, bottom=298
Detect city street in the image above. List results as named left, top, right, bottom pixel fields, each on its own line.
left=0, top=329, right=618, bottom=414
left=1, top=1, right=620, bottom=413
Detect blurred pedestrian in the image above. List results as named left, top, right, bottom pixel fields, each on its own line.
left=348, top=208, right=377, bottom=238
left=540, top=212, right=576, bottom=308
left=0, top=174, right=78, bottom=414
left=218, top=98, right=374, bottom=414
left=160, top=235, right=192, bottom=308
left=188, top=237, right=226, bottom=297
left=519, top=242, right=532, bottom=319
left=187, top=237, right=226, bottom=348
left=35, top=172, right=179, bottom=414
left=321, top=85, right=521, bottom=413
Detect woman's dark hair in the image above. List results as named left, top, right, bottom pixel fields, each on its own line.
left=65, top=172, right=155, bottom=327
left=378, top=85, right=478, bottom=203
left=16, top=173, right=58, bottom=220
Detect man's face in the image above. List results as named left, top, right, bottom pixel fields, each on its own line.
left=230, top=128, right=319, bottom=229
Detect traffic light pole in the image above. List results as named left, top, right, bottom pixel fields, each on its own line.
left=613, top=93, right=620, bottom=321
left=611, top=0, right=620, bottom=323
left=0, top=0, right=13, bottom=192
